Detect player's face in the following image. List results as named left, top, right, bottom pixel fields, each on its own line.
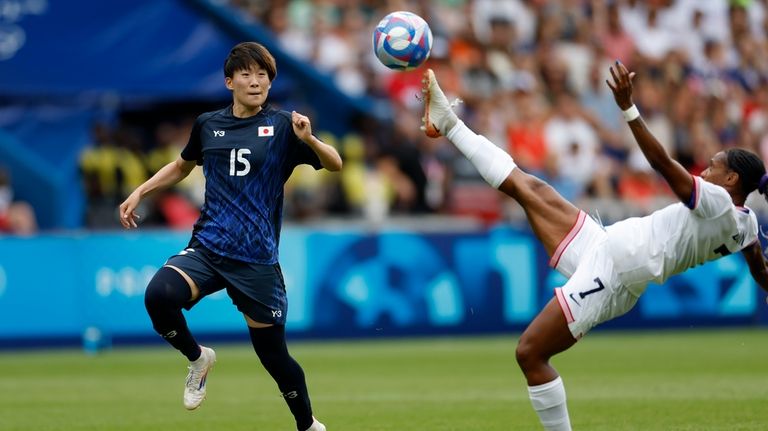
left=700, top=151, right=732, bottom=187
left=225, top=65, right=271, bottom=115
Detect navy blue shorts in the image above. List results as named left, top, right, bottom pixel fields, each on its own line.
left=164, top=237, right=287, bottom=325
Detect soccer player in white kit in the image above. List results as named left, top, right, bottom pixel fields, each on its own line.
left=421, top=61, right=768, bottom=430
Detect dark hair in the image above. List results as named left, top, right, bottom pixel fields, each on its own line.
left=725, top=148, right=768, bottom=197
left=224, top=42, right=276, bottom=81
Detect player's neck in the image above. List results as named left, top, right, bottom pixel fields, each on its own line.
left=232, top=103, right=262, bottom=118
left=730, top=192, right=746, bottom=207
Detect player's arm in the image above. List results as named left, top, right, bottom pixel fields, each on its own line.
left=291, top=110, right=342, bottom=171
left=118, top=157, right=196, bottom=229
left=742, top=241, right=768, bottom=294
left=606, top=61, right=694, bottom=204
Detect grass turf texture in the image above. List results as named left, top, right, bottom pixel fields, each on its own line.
left=0, top=329, right=765, bottom=431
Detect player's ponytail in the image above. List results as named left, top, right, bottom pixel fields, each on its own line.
left=725, top=148, right=767, bottom=202
left=759, top=174, right=768, bottom=198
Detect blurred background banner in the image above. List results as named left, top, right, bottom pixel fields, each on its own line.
left=0, top=227, right=761, bottom=347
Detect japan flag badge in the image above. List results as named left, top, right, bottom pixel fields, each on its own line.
left=258, top=126, right=274, bottom=137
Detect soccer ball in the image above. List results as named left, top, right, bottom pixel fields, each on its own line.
left=372, top=11, right=432, bottom=71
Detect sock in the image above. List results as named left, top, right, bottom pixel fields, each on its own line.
left=527, top=376, right=572, bottom=431
left=144, top=267, right=201, bottom=361
left=446, top=121, right=517, bottom=188
left=190, top=350, right=208, bottom=367
left=249, top=325, right=313, bottom=431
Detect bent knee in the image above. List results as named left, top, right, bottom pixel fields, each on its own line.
left=144, top=267, right=193, bottom=307
left=515, top=335, right=544, bottom=370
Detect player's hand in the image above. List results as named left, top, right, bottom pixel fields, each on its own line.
left=606, top=60, right=636, bottom=111
left=118, top=192, right=141, bottom=229
left=291, top=111, right=312, bottom=141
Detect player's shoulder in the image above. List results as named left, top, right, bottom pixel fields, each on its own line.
left=264, top=106, right=299, bottom=137
left=194, top=106, right=230, bottom=125
left=693, top=175, right=732, bottom=204
left=267, top=105, right=293, bottom=123
left=737, top=205, right=759, bottom=224
left=684, top=176, right=734, bottom=219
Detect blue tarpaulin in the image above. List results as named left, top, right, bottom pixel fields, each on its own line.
left=0, top=0, right=236, bottom=99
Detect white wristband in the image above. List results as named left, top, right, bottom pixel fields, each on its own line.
left=622, top=105, right=640, bottom=122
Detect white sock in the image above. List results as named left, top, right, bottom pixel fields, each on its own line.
left=445, top=121, right=516, bottom=188
left=190, top=348, right=206, bottom=366
left=527, top=376, right=572, bottom=431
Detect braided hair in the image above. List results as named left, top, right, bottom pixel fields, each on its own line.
left=725, top=148, right=768, bottom=200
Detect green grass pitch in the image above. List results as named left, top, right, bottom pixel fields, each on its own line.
left=0, top=329, right=765, bottom=430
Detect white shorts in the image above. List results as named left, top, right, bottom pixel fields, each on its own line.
left=550, top=211, right=641, bottom=339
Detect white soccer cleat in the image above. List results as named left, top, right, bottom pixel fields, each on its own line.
left=306, top=418, right=326, bottom=431
left=183, top=346, right=216, bottom=410
left=420, top=68, right=461, bottom=138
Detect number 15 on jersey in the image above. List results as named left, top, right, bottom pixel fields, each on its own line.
left=230, top=148, right=251, bottom=176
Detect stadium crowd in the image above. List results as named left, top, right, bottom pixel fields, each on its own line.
left=80, top=0, right=768, bottom=228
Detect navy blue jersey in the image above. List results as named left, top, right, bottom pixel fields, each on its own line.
left=181, top=104, right=322, bottom=263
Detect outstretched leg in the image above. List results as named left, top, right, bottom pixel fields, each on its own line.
left=422, top=69, right=579, bottom=429
left=421, top=69, right=580, bottom=256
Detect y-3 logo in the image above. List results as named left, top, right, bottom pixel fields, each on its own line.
left=213, top=130, right=226, bottom=137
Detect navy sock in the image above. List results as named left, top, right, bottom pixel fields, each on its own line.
left=249, top=325, right=313, bottom=431
left=144, top=267, right=201, bottom=361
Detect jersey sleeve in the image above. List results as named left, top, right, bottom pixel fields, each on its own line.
left=743, top=210, right=760, bottom=249
left=180, top=117, right=204, bottom=166
left=275, top=110, right=323, bottom=170
left=291, top=136, right=323, bottom=170
left=687, top=176, right=732, bottom=219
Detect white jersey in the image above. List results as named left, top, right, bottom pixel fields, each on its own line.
left=605, top=176, right=758, bottom=291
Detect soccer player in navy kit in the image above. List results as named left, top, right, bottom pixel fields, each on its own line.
left=119, top=42, right=340, bottom=431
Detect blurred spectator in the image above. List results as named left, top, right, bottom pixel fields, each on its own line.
left=472, top=0, right=536, bottom=49
left=594, top=1, right=636, bottom=67
left=335, top=131, right=369, bottom=215
left=0, top=167, right=37, bottom=235
left=507, top=74, right=549, bottom=173
left=630, top=5, right=678, bottom=71
left=79, top=122, right=123, bottom=228
left=580, top=54, right=625, bottom=152
left=145, top=120, right=202, bottom=229
left=375, top=110, right=450, bottom=214
left=284, top=129, right=340, bottom=221
left=113, top=126, right=148, bottom=200
left=623, top=76, right=675, bottom=172
left=543, top=91, right=600, bottom=201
